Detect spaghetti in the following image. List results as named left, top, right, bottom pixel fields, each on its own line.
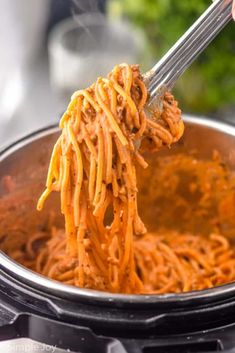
left=38, top=229, right=235, bottom=293
left=2, top=148, right=235, bottom=294
left=135, top=231, right=235, bottom=293
left=2, top=63, right=234, bottom=294
left=36, top=63, right=184, bottom=292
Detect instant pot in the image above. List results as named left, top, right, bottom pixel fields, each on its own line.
left=1, top=116, right=235, bottom=353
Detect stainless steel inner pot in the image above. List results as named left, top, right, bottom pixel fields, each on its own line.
left=1, top=115, right=235, bottom=308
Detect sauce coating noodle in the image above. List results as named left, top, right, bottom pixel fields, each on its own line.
left=37, top=64, right=183, bottom=292
left=2, top=64, right=235, bottom=294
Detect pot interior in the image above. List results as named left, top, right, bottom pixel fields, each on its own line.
left=1, top=116, right=235, bottom=303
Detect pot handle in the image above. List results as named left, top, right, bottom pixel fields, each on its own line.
left=0, top=313, right=127, bottom=353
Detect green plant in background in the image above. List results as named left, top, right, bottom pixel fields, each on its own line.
left=110, top=0, right=235, bottom=114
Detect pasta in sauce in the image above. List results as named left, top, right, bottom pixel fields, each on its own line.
left=1, top=63, right=235, bottom=294
left=36, top=63, right=183, bottom=293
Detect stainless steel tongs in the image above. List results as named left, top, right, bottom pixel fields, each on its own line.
left=144, top=0, right=233, bottom=109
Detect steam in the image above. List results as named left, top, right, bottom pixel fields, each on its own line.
left=70, top=0, right=108, bottom=51
left=49, top=0, right=139, bottom=92
left=71, top=0, right=105, bottom=16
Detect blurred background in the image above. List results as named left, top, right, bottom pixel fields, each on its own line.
left=0, top=0, right=234, bottom=147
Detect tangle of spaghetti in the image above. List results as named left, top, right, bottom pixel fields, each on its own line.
left=135, top=231, right=235, bottom=293
left=2, top=146, right=235, bottom=293
left=36, top=64, right=184, bottom=293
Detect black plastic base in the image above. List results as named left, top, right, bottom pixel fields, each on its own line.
left=1, top=271, right=235, bottom=352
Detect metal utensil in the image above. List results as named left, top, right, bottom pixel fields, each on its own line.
left=144, top=0, right=233, bottom=109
